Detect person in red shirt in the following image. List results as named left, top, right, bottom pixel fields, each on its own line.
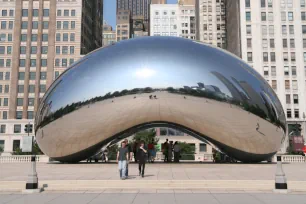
left=148, top=139, right=156, bottom=163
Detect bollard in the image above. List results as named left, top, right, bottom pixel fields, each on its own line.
left=275, top=155, right=288, bottom=190
left=23, top=155, right=41, bottom=193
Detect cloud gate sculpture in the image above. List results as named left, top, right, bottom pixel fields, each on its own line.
left=35, top=37, right=286, bottom=162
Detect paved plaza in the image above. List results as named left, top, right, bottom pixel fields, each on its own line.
left=1, top=162, right=306, bottom=181
left=0, top=162, right=306, bottom=193
left=1, top=191, right=306, bottom=204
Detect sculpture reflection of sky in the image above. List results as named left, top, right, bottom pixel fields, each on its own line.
left=44, top=37, right=282, bottom=116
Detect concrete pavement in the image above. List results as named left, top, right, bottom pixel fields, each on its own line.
left=1, top=191, right=306, bottom=204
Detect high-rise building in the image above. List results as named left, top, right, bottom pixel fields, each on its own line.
left=116, top=9, right=132, bottom=42
left=226, top=0, right=306, bottom=147
left=195, top=0, right=226, bottom=48
left=150, top=2, right=196, bottom=39
left=103, top=21, right=116, bottom=46
left=0, top=0, right=103, bottom=154
left=116, top=0, right=150, bottom=28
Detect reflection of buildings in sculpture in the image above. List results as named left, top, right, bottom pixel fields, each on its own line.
left=211, top=71, right=244, bottom=101
left=183, top=82, right=226, bottom=99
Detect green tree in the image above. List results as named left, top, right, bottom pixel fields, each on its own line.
left=0, top=146, right=3, bottom=153
left=178, top=142, right=195, bottom=160
left=107, top=144, right=119, bottom=160
left=12, top=141, right=43, bottom=155
left=132, top=129, right=158, bottom=145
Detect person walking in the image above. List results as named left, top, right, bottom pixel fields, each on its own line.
left=137, top=141, right=147, bottom=178
left=148, top=140, right=155, bottom=163
left=163, top=139, right=169, bottom=162
left=117, top=141, right=129, bottom=180
left=124, top=139, right=133, bottom=178
left=168, top=141, right=173, bottom=162
left=173, top=142, right=181, bottom=163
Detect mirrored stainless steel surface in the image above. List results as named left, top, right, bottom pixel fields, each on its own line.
left=35, top=37, right=286, bottom=162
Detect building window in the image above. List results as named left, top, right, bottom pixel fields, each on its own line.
left=293, top=94, right=299, bottom=104
left=261, top=12, right=266, bottom=21
left=56, top=46, right=60, bottom=54
left=17, top=98, right=23, bottom=106
left=283, top=39, right=288, bottom=48
left=271, top=66, right=276, bottom=76
left=18, top=85, right=24, bottom=93
left=41, top=46, right=48, bottom=54
left=263, top=40, right=268, bottom=49
left=30, top=59, right=36, bottom=67
left=291, top=52, right=296, bottom=62
left=261, top=0, right=266, bottom=7
left=28, top=98, right=34, bottom=106
left=264, top=66, right=269, bottom=76
left=29, top=72, right=36, bottom=80
left=263, top=52, right=268, bottom=62
left=57, top=10, right=61, bottom=16
left=302, top=25, right=306, bottom=34
left=284, top=66, right=289, bottom=76
left=71, top=10, right=76, bottom=16
left=40, top=72, right=47, bottom=80
left=21, top=34, right=27, bottom=42
left=246, top=12, right=251, bottom=21
left=292, top=66, right=297, bottom=76
left=71, top=21, right=75, bottom=29
left=43, top=9, right=49, bottom=17
left=63, top=21, right=69, bottom=29
left=199, top=143, right=207, bottom=152
left=31, top=46, right=37, bottom=55
left=0, top=125, right=5, bottom=133
left=33, top=9, right=39, bottom=17
left=13, top=125, right=21, bottom=133
left=70, top=46, right=74, bottom=54
left=288, top=12, right=294, bottom=21
left=29, top=85, right=35, bottom=93
left=270, top=39, right=275, bottom=48
left=286, top=94, right=291, bottom=104
left=62, top=46, right=68, bottom=54
left=22, top=9, right=28, bottom=17
left=283, top=52, right=289, bottom=62
left=40, top=85, right=46, bottom=93
left=57, top=21, right=61, bottom=29
left=272, top=80, right=277, bottom=90
left=292, top=80, right=298, bottom=90
left=56, top=33, right=61, bottom=41
left=64, top=10, right=69, bottom=16
left=41, top=59, right=47, bottom=67
left=289, top=25, right=294, bottom=34
left=18, top=72, right=25, bottom=80
left=246, top=25, right=251, bottom=34
left=70, top=33, right=75, bottom=41
left=63, top=33, right=68, bottom=41
left=2, top=111, right=7, bottom=120
left=16, top=111, right=22, bottom=119
left=43, top=21, right=49, bottom=29
left=270, top=52, right=275, bottom=62
left=302, top=12, right=306, bottom=21
left=27, top=111, right=34, bottom=119
left=247, top=38, right=252, bottom=48
left=21, top=21, right=28, bottom=29
left=287, top=109, right=292, bottom=118
left=294, top=109, right=299, bottom=118
left=247, top=52, right=252, bottom=62
left=42, top=34, right=48, bottom=42
left=13, top=140, right=20, bottom=151
left=285, top=80, right=290, bottom=89
left=31, top=34, right=37, bottom=42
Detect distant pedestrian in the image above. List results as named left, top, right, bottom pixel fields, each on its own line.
left=137, top=141, right=147, bottom=178
left=148, top=139, right=156, bottom=163
left=173, top=142, right=181, bottom=163
left=163, top=139, right=169, bottom=162
left=168, top=141, right=173, bottom=162
left=117, top=141, right=129, bottom=180
left=124, top=139, right=133, bottom=177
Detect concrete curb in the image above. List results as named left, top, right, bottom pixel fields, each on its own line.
left=0, top=180, right=306, bottom=192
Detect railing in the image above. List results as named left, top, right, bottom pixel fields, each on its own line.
left=281, top=155, right=305, bottom=163
left=0, top=155, right=50, bottom=163
left=0, top=154, right=304, bottom=163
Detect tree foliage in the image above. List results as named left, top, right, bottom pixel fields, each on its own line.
left=178, top=142, right=195, bottom=154
left=132, top=129, right=158, bottom=145
left=12, top=141, right=43, bottom=155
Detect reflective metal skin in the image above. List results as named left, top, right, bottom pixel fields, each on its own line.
left=35, top=37, right=286, bottom=162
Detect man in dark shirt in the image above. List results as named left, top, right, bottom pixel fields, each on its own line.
left=117, top=141, right=129, bottom=180
left=137, top=141, right=147, bottom=178
left=124, top=139, right=133, bottom=177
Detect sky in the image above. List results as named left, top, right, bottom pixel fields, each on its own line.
left=104, top=0, right=178, bottom=29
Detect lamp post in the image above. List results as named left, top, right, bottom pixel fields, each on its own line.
left=24, top=122, right=40, bottom=193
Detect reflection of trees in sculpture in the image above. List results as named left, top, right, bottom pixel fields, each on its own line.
left=37, top=80, right=285, bottom=132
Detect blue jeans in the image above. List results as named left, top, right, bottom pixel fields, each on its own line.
left=118, top=160, right=127, bottom=179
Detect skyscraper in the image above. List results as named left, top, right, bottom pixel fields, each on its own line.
left=117, top=0, right=151, bottom=24
left=195, top=0, right=226, bottom=48
left=150, top=1, right=196, bottom=39
left=0, top=0, right=103, bottom=154
left=226, top=0, right=306, bottom=148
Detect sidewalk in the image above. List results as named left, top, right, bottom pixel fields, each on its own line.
left=1, top=191, right=306, bottom=204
